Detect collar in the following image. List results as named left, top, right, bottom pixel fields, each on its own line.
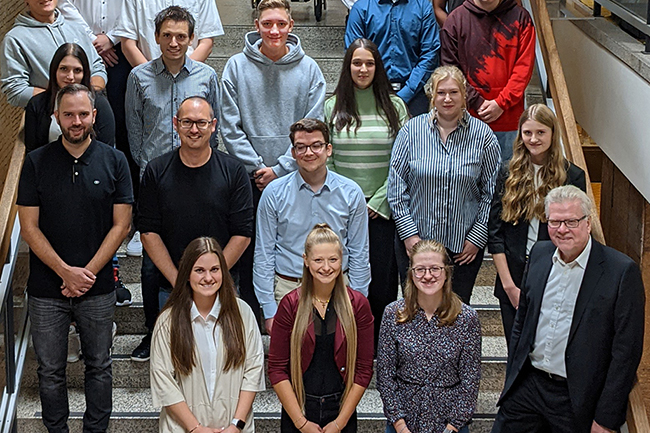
left=190, top=297, right=221, bottom=323
left=295, top=168, right=334, bottom=193
left=552, top=237, right=592, bottom=269
left=430, top=109, right=471, bottom=130
left=152, top=56, right=192, bottom=76
left=56, top=137, right=98, bottom=165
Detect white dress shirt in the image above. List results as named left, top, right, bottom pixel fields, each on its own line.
left=530, top=237, right=592, bottom=377
left=525, top=164, right=543, bottom=255
left=58, top=0, right=123, bottom=44
left=191, top=299, right=221, bottom=401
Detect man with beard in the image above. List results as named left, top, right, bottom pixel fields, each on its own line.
left=17, top=83, right=133, bottom=433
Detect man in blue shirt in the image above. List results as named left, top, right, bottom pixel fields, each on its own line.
left=345, top=0, right=440, bottom=116
left=254, top=119, right=370, bottom=333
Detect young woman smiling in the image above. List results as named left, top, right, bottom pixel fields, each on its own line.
left=268, top=224, right=374, bottom=433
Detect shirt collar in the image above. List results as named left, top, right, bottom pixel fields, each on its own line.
left=190, top=297, right=222, bottom=323
left=295, top=169, right=333, bottom=193
left=56, top=137, right=97, bottom=166
left=430, top=109, right=471, bottom=130
left=153, top=56, right=192, bottom=76
left=552, top=237, right=592, bottom=269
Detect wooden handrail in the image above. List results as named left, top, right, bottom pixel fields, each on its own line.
left=0, top=114, right=25, bottom=268
left=529, top=0, right=649, bottom=429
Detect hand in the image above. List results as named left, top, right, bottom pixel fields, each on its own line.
left=591, top=421, right=615, bottom=433
left=477, top=100, right=504, bottom=124
left=404, top=235, right=422, bottom=257
left=323, top=420, right=343, bottom=433
left=503, top=283, right=521, bottom=309
left=59, top=266, right=95, bottom=293
left=299, top=420, right=323, bottom=433
left=254, top=167, right=278, bottom=191
left=454, top=240, right=480, bottom=265
left=265, top=317, right=274, bottom=335
left=215, top=425, right=239, bottom=433
left=392, top=421, right=412, bottom=433
left=367, top=207, right=379, bottom=219
left=93, top=34, right=114, bottom=54
left=100, top=47, right=119, bottom=67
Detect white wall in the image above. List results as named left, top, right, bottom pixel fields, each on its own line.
left=553, top=20, right=650, bottom=203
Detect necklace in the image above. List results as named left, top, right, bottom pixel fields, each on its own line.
left=313, top=295, right=330, bottom=308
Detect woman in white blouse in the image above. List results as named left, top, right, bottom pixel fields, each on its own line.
left=150, top=237, right=265, bottom=433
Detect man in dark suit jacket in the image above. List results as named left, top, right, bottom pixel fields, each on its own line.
left=492, top=185, right=645, bottom=433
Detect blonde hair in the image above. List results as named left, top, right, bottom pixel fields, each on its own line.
left=501, top=104, right=568, bottom=223
left=256, top=0, right=291, bottom=19
left=289, top=224, right=358, bottom=410
left=423, top=65, right=467, bottom=112
left=397, top=240, right=462, bottom=326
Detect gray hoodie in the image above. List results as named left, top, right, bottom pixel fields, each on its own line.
left=220, top=32, right=326, bottom=176
left=0, top=9, right=107, bottom=108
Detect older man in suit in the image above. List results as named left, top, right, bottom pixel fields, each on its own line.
left=492, top=185, right=645, bottom=433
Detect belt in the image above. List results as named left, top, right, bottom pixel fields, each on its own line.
left=391, top=81, right=405, bottom=91
left=305, top=392, right=343, bottom=402
left=276, top=272, right=301, bottom=283
left=531, top=366, right=567, bottom=382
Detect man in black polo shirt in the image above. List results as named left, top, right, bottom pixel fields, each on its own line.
left=17, top=83, right=133, bottom=433
left=137, top=96, right=253, bottom=319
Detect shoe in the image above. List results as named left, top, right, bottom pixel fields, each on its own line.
left=126, top=231, right=142, bottom=257
left=131, top=333, right=151, bottom=362
left=67, top=324, right=81, bottom=363
left=115, top=282, right=132, bottom=307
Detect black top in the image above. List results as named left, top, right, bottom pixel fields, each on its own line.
left=24, top=91, right=116, bottom=152
left=17, top=139, right=134, bottom=298
left=303, top=305, right=344, bottom=396
left=136, top=149, right=254, bottom=288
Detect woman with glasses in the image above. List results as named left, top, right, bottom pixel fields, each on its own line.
left=488, top=104, right=586, bottom=345
left=377, top=239, right=481, bottom=433
left=325, top=38, right=409, bottom=350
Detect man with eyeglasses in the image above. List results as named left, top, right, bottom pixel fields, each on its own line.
left=137, top=96, right=253, bottom=328
left=492, top=185, right=645, bottom=433
left=254, top=118, right=370, bottom=333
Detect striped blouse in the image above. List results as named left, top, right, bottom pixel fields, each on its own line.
left=325, top=87, right=409, bottom=219
left=387, top=110, right=500, bottom=253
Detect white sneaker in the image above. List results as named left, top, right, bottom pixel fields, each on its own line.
left=67, top=325, right=81, bottom=363
left=126, top=231, right=142, bottom=257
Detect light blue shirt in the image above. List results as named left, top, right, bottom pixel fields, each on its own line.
left=254, top=169, right=371, bottom=318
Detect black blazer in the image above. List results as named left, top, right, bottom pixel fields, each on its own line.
left=487, top=162, right=586, bottom=301
left=500, top=240, right=645, bottom=432
left=24, top=91, right=116, bottom=152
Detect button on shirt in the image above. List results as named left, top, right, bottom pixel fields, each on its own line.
left=254, top=170, right=371, bottom=319
left=191, top=300, right=221, bottom=402
left=530, top=237, right=592, bottom=377
left=345, top=0, right=440, bottom=104
left=58, top=0, right=121, bottom=44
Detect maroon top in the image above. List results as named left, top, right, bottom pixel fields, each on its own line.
left=268, top=287, right=374, bottom=388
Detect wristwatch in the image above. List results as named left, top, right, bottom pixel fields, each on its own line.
left=231, top=418, right=246, bottom=431
left=443, top=429, right=455, bottom=433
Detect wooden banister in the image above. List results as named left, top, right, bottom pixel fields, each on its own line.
left=0, top=115, right=25, bottom=267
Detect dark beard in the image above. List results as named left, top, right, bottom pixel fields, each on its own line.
left=62, top=126, right=92, bottom=145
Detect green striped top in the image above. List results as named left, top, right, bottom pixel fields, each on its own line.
left=325, top=86, right=409, bottom=219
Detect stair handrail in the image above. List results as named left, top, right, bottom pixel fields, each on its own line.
left=524, top=0, right=650, bottom=430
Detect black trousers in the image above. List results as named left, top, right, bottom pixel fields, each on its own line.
left=499, top=297, right=517, bottom=348
left=280, top=393, right=357, bottom=433
left=237, top=177, right=263, bottom=324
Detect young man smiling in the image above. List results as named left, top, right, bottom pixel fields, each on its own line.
left=253, top=119, right=370, bottom=333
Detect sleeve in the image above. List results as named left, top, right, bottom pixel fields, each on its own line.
left=125, top=71, right=144, bottom=167
left=387, top=122, right=419, bottom=241
left=376, top=304, right=404, bottom=424
left=568, top=163, right=587, bottom=192
left=226, top=160, right=254, bottom=238
left=113, top=151, right=134, bottom=204
left=219, top=61, right=264, bottom=172
left=209, top=71, right=221, bottom=149
left=344, top=4, right=365, bottom=48
left=135, top=163, right=162, bottom=234
left=0, top=36, right=36, bottom=108
left=397, top=4, right=440, bottom=104
left=487, top=167, right=508, bottom=254
left=112, top=0, right=138, bottom=40
left=449, top=310, right=482, bottom=429
left=16, top=156, right=40, bottom=207
left=86, top=38, right=108, bottom=85
left=150, top=315, right=186, bottom=407
left=346, top=186, right=371, bottom=296
left=240, top=301, right=266, bottom=392
left=266, top=295, right=296, bottom=385
left=253, top=188, right=280, bottom=319
left=353, top=293, right=374, bottom=387
left=24, top=97, right=43, bottom=153
left=594, top=261, right=645, bottom=429
left=58, top=0, right=96, bottom=41
left=194, top=0, right=224, bottom=39
left=94, top=95, right=116, bottom=148
left=466, top=130, right=501, bottom=249
left=493, top=20, right=536, bottom=112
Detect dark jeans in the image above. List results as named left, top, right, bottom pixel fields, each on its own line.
left=281, top=393, right=357, bottom=432
left=406, top=88, right=430, bottom=117
left=29, top=292, right=116, bottom=433
left=385, top=423, right=470, bottom=433
left=141, top=250, right=162, bottom=333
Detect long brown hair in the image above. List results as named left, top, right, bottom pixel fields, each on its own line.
left=162, top=237, right=246, bottom=376
left=46, top=43, right=93, bottom=113
left=397, top=240, right=462, bottom=326
left=501, top=104, right=568, bottom=223
left=289, top=224, right=358, bottom=410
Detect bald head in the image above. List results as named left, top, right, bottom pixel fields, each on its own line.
left=176, top=96, right=214, bottom=119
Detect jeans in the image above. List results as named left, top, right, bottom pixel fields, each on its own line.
left=494, top=130, right=517, bottom=165
left=406, top=88, right=430, bottom=117
left=385, top=423, right=470, bottom=433
left=280, top=393, right=357, bottom=432
left=29, top=292, right=116, bottom=433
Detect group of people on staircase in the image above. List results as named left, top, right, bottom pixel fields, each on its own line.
left=2, top=0, right=645, bottom=432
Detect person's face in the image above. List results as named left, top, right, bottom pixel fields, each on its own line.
left=521, top=119, right=553, bottom=165
left=411, top=251, right=447, bottom=299
left=304, top=242, right=342, bottom=287
left=155, top=20, right=193, bottom=64
left=350, top=47, right=376, bottom=90
left=25, top=0, right=57, bottom=22
left=55, top=92, right=96, bottom=145
left=434, top=77, right=464, bottom=121
left=56, top=55, right=84, bottom=88
left=189, top=252, right=222, bottom=303
left=291, top=130, right=332, bottom=174
left=547, top=200, right=591, bottom=263
left=255, top=8, right=294, bottom=53
left=173, top=100, right=216, bottom=151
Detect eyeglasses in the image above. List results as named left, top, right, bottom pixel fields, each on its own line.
left=547, top=215, right=587, bottom=229
left=177, top=118, right=212, bottom=130
left=293, top=142, right=327, bottom=155
left=411, top=266, right=445, bottom=279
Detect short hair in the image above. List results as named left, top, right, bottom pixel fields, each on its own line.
left=176, top=96, right=215, bottom=119
left=154, top=6, right=195, bottom=37
left=256, top=0, right=292, bottom=19
left=289, top=118, right=329, bottom=145
left=55, top=84, right=95, bottom=112
left=424, top=65, right=468, bottom=110
left=545, top=185, right=594, bottom=219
